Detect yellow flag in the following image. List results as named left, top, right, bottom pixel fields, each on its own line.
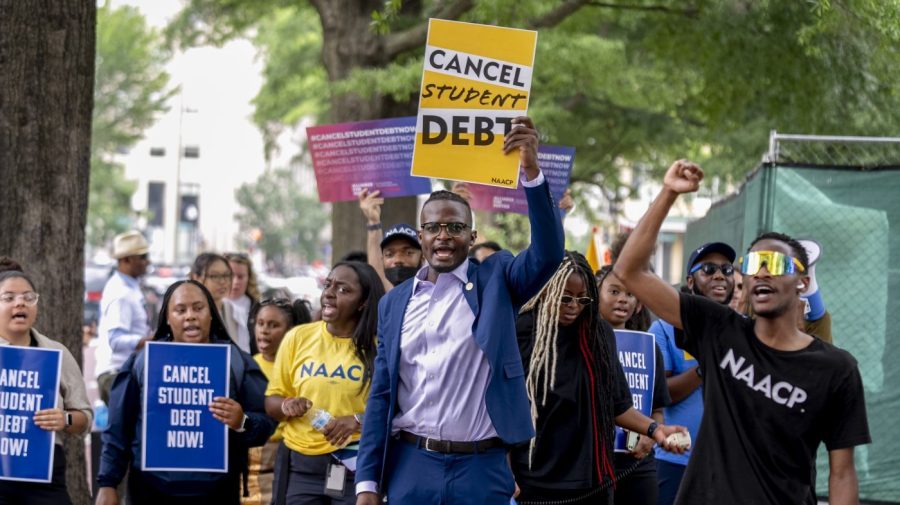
left=586, top=227, right=601, bottom=273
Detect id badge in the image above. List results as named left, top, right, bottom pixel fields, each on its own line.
left=324, top=463, right=347, bottom=498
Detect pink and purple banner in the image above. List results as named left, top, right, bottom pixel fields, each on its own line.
left=307, top=117, right=433, bottom=202
left=466, top=144, right=575, bottom=215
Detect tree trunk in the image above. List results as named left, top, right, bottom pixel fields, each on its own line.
left=0, top=1, right=95, bottom=503
left=312, top=0, right=420, bottom=262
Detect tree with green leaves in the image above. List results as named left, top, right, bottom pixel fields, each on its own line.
left=168, top=0, right=900, bottom=260
left=88, top=3, right=174, bottom=247
left=234, top=168, right=328, bottom=270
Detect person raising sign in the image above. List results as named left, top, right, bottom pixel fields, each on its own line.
left=97, top=280, right=275, bottom=505
left=0, top=269, right=93, bottom=504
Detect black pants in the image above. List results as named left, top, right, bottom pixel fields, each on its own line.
left=613, top=454, right=658, bottom=505
left=126, top=469, right=240, bottom=505
left=0, top=444, right=72, bottom=505
left=272, top=443, right=355, bottom=505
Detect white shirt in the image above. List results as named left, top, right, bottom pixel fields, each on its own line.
left=94, top=271, right=150, bottom=377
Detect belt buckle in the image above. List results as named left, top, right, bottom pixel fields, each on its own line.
left=424, top=437, right=441, bottom=452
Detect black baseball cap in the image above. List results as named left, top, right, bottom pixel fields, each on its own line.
left=380, top=223, right=421, bottom=250
left=686, top=242, right=736, bottom=274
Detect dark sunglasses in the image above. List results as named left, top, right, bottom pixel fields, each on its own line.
left=560, top=295, right=594, bottom=306
left=689, top=262, right=735, bottom=276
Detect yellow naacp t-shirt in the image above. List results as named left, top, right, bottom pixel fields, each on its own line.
left=253, top=354, right=285, bottom=441
left=265, top=321, right=369, bottom=455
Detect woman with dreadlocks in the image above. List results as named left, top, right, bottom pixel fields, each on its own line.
left=511, top=252, right=686, bottom=504
left=596, top=265, right=671, bottom=505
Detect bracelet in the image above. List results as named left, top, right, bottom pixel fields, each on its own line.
left=647, top=421, right=659, bottom=438
left=366, top=222, right=383, bottom=231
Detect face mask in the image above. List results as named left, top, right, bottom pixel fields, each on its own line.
left=384, top=266, right=419, bottom=286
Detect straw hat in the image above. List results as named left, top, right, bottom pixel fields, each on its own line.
left=113, top=231, right=150, bottom=259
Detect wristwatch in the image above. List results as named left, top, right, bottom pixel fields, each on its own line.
left=64, top=412, right=73, bottom=427
left=235, top=414, right=249, bottom=433
left=646, top=421, right=659, bottom=439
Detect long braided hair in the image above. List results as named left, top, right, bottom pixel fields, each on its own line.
left=520, top=251, right=619, bottom=484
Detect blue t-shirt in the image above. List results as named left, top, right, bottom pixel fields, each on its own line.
left=651, top=320, right=702, bottom=466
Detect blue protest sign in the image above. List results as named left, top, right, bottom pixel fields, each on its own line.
left=613, top=330, right=656, bottom=452
left=142, top=342, right=230, bottom=472
left=0, top=345, right=62, bottom=483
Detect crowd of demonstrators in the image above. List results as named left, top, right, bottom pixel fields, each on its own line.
left=265, top=262, right=384, bottom=505
left=595, top=265, right=671, bottom=505
left=355, top=117, right=568, bottom=505
left=0, top=134, right=873, bottom=505
left=358, top=190, right=424, bottom=292
left=615, top=160, right=870, bottom=505
left=226, top=252, right=263, bottom=355
left=96, top=280, right=275, bottom=505
left=242, top=297, right=312, bottom=505
left=649, top=240, right=736, bottom=505
left=95, top=231, right=154, bottom=404
left=511, top=253, right=684, bottom=505
left=0, top=269, right=93, bottom=504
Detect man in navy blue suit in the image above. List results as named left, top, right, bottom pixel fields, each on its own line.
left=355, top=116, right=565, bottom=505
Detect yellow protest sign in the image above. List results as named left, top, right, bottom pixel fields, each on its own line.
left=411, top=19, right=538, bottom=189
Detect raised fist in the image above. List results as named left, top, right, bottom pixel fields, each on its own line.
left=663, top=160, right=703, bottom=195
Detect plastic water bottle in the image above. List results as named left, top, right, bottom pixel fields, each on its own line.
left=306, top=408, right=351, bottom=448
left=93, top=399, right=108, bottom=431
left=306, top=408, right=333, bottom=432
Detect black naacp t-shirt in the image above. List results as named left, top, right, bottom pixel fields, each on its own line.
left=675, top=293, right=870, bottom=505
left=511, top=312, right=633, bottom=491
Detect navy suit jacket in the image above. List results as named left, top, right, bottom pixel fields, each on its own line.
left=355, top=180, right=565, bottom=488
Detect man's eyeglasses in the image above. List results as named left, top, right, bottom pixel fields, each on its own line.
left=206, top=273, right=233, bottom=283
left=420, top=222, right=470, bottom=237
left=559, top=295, right=594, bottom=306
left=0, top=292, right=40, bottom=306
left=739, top=251, right=805, bottom=276
left=689, top=262, right=735, bottom=277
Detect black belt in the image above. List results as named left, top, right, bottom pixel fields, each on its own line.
left=398, top=430, right=504, bottom=454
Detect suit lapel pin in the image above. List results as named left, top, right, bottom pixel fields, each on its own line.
left=465, top=282, right=474, bottom=291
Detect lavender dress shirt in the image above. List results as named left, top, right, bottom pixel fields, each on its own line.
left=390, top=260, right=498, bottom=442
